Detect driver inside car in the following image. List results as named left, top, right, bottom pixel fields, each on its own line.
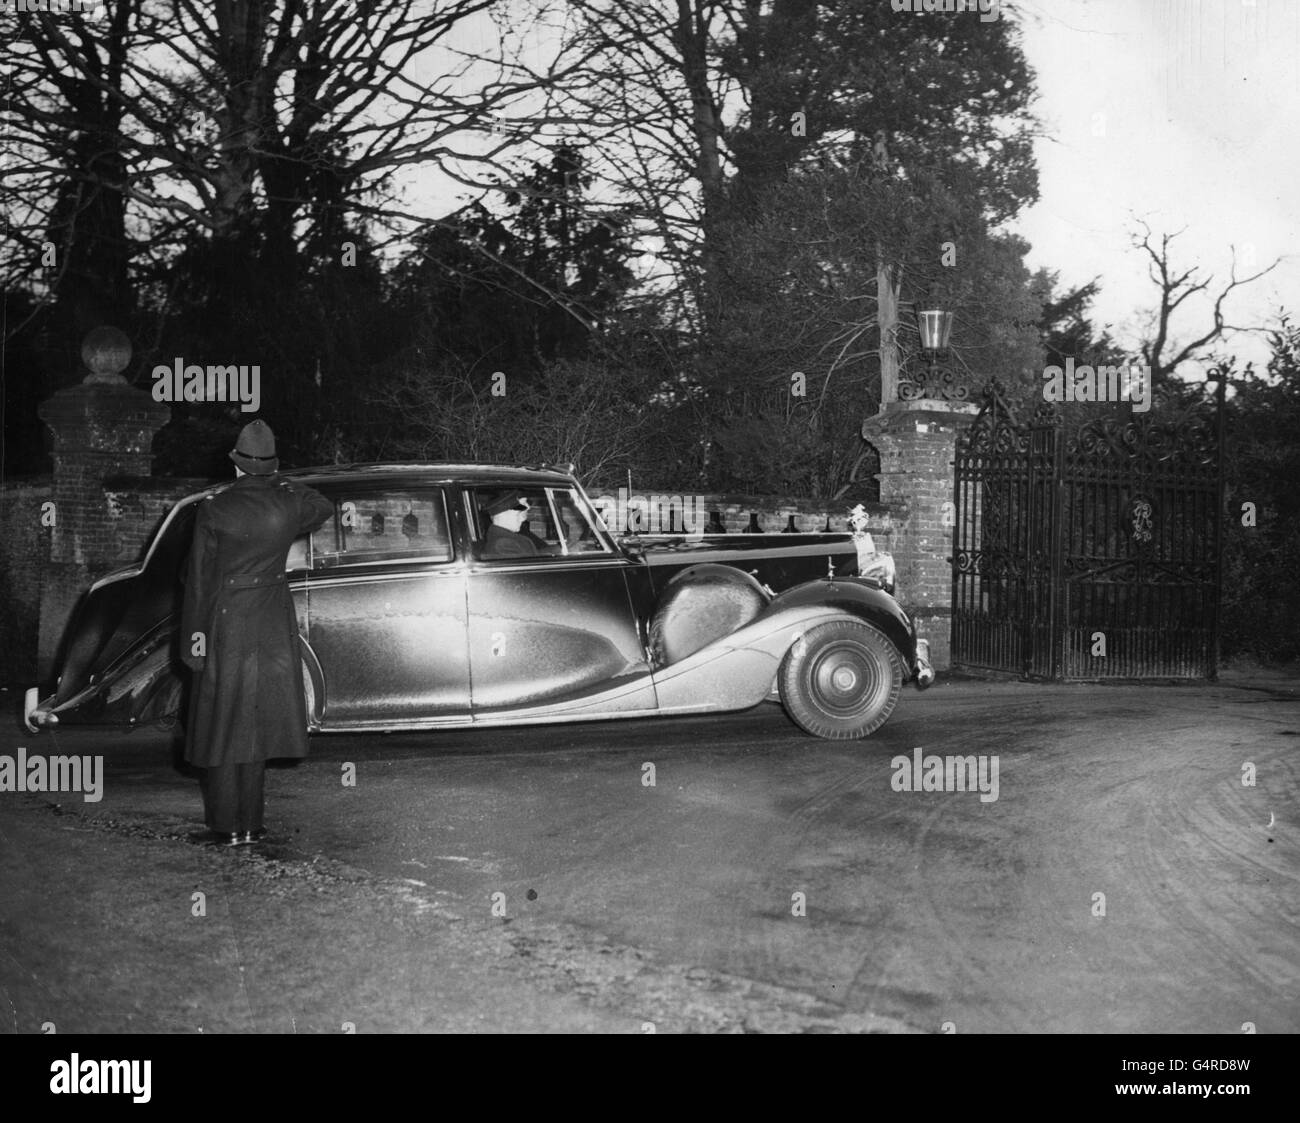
left=481, top=490, right=539, bottom=557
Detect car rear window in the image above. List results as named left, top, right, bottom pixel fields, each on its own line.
left=311, top=490, right=453, bottom=566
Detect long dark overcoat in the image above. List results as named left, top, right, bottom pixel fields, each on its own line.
left=180, top=474, right=334, bottom=767
left=483, top=523, right=539, bottom=557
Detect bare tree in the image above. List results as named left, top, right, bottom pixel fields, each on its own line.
left=1134, top=220, right=1279, bottom=381
left=0, top=0, right=589, bottom=324
left=0, top=0, right=147, bottom=339
left=483, top=0, right=733, bottom=330
left=364, top=354, right=656, bottom=486
left=494, top=0, right=1039, bottom=337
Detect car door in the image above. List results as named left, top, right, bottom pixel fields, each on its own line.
left=464, top=484, right=652, bottom=712
left=303, top=485, right=471, bottom=725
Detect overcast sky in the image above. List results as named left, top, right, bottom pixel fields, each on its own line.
left=1011, top=0, right=1298, bottom=373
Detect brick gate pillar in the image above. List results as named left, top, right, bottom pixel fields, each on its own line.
left=35, top=328, right=170, bottom=679
left=861, top=398, right=978, bottom=671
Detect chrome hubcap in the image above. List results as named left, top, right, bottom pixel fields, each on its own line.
left=812, top=642, right=878, bottom=714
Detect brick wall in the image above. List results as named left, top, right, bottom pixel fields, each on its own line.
left=864, top=401, right=982, bottom=670
left=0, top=477, right=54, bottom=687
left=2, top=475, right=203, bottom=687
left=587, top=488, right=894, bottom=540
left=103, top=476, right=204, bottom=565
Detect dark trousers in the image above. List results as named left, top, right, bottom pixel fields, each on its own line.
left=200, top=762, right=266, bottom=834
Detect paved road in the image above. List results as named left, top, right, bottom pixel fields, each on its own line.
left=1, top=673, right=1296, bottom=1033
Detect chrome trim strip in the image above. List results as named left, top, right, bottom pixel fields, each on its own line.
left=307, top=566, right=469, bottom=588
left=88, top=569, right=137, bottom=594
left=643, top=542, right=853, bottom=565
left=466, top=558, right=630, bottom=575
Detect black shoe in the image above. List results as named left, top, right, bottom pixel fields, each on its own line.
left=188, top=829, right=240, bottom=847
left=234, top=828, right=267, bottom=846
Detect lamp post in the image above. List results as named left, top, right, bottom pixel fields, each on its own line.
left=898, top=306, right=969, bottom=402
left=917, top=308, right=953, bottom=353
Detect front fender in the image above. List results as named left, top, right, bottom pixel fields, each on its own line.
left=648, top=562, right=770, bottom=668
left=650, top=604, right=875, bottom=715
left=763, top=577, right=919, bottom=676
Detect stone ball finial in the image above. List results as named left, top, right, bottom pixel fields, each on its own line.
left=81, top=326, right=132, bottom=385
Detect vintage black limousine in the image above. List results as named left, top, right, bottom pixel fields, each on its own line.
left=25, top=464, right=932, bottom=741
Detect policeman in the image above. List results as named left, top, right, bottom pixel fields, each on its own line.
left=181, top=420, right=334, bottom=846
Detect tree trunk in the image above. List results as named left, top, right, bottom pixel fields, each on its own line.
left=877, top=247, right=899, bottom=411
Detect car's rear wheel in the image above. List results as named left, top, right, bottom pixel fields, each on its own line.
left=149, top=655, right=317, bottom=730
left=778, top=620, right=902, bottom=740
left=146, top=670, right=183, bottom=730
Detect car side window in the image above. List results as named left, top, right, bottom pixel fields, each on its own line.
left=468, top=486, right=610, bottom=559
left=469, top=487, right=546, bottom=558
left=311, top=490, right=453, bottom=567
left=549, top=488, right=610, bottom=554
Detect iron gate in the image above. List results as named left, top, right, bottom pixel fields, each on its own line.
left=951, top=383, right=1222, bottom=680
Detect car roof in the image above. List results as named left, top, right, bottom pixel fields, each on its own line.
left=276, top=463, right=577, bottom=488
left=167, top=463, right=581, bottom=518
left=121, top=462, right=588, bottom=584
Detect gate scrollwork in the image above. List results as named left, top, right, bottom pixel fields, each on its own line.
left=951, top=380, right=1220, bottom=680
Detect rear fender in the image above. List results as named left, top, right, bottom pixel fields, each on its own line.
left=142, top=636, right=324, bottom=729
left=24, top=626, right=174, bottom=728
left=32, top=627, right=325, bottom=730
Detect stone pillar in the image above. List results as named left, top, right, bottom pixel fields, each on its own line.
left=861, top=398, right=978, bottom=671
left=35, top=328, right=170, bottom=678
